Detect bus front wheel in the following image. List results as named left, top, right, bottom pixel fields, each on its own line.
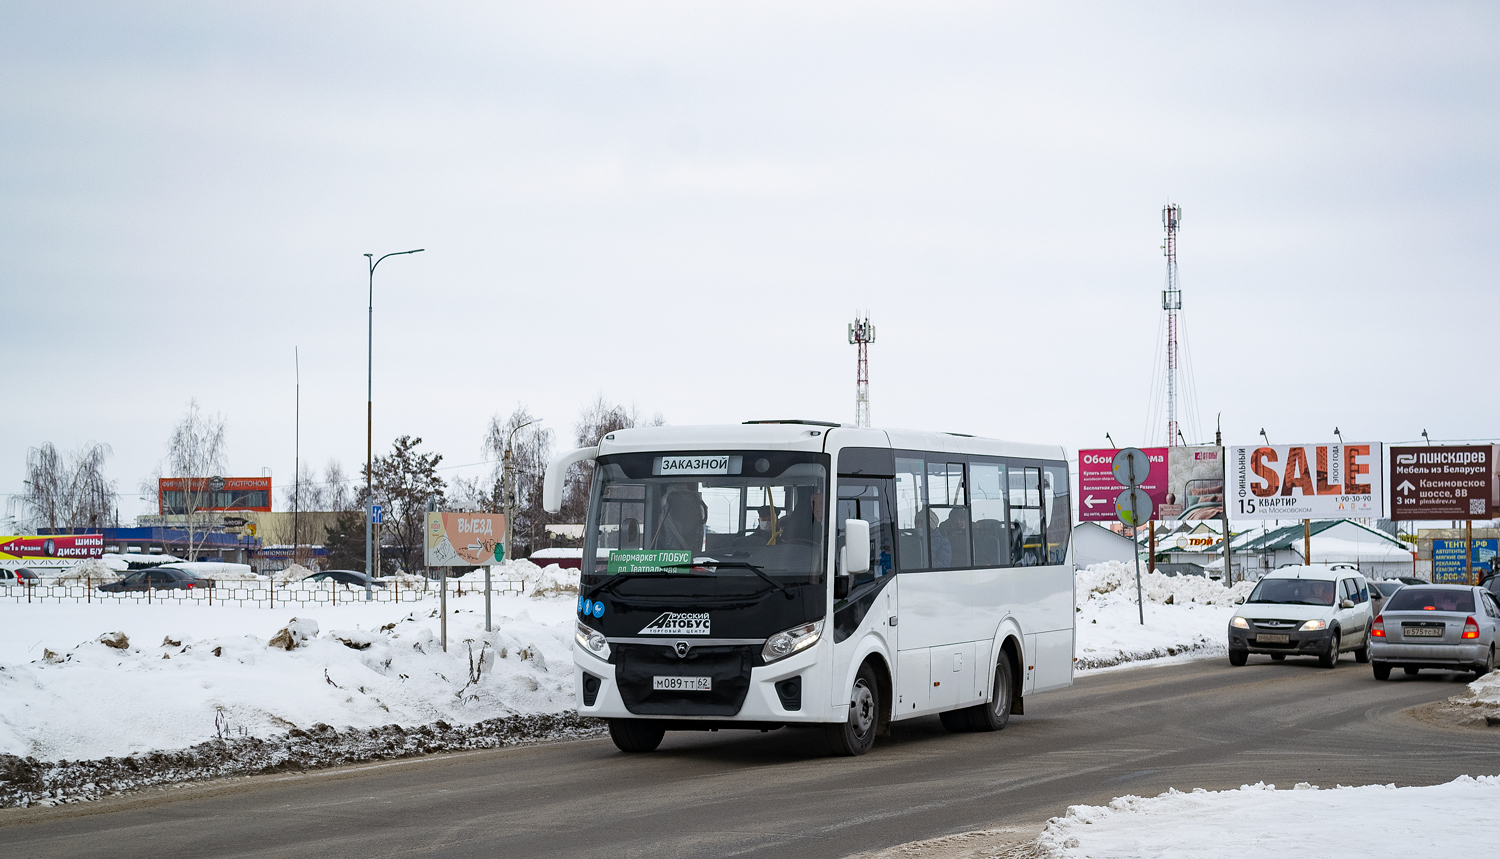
left=826, top=663, right=880, bottom=756
left=608, top=719, right=665, bottom=753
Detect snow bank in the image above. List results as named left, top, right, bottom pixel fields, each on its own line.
left=51, top=559, right=119, bottom=585
left=1073, top=561, right=1253, bottom=670
left=0, top=592, right=578, bottom=764
left=1036, top=775, right=1500, bottom=857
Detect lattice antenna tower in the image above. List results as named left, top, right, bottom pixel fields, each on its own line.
left=848, top=314, right=875, bottom=427
left=1162, top=204, right=1183, bottom=447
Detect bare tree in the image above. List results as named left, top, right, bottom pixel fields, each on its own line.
left=559, top=396, right=664, bottom=527
left=9, top=442, right=118, bottom=532
left=163, top=399, right=228, bottom=561
left=483, top=405, right=555, bottom=558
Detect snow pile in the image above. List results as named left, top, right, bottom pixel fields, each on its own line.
left=1073, top=562, right=1254, bottom=670
left=491, top=559, right=580, bottom=597
left=101, top=552, right=185, bottom=571
left=1424, top=669, right=1500, bottom=727
left=51, top=559, right=119, bottom=585
left=1036, top=776, right=1500, bottom=857
left=268, top=563, right=315, bottom=584
left=0, top=593, right=579, bottom=766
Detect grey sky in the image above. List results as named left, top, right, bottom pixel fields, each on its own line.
left=3, top=2, right=1497, bottom=519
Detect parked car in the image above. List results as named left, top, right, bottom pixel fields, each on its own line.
left=1370, top=580, right=1406, bottom=618
left=302, top=570, right=386, bottom=588
left=1369, top=584, right=1500, bottom=680
left=1, top=567, right=40, bottom=585
left=1227, top=564, right=1374, bottom=668
left=98, top=568, right=213, bottom=592
left=1479, top=572, right=1500, bottom=604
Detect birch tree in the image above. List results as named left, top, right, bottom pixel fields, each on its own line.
left=10, top=442, right=118, bottom=532
left=164, top=399, right=228, bottom=561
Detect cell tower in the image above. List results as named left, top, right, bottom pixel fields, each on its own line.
left=1162, top=204, right=1183, bottom=447
left=848, top=315, right=875, bottom=427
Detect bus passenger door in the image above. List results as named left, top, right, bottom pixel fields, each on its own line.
left=832, top=479, right=898, bottom=707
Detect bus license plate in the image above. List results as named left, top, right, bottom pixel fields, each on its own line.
left=653, top=676, right=711, bottom=691
left=1404, top=627, right=1443, bottom=637
left=1256, top=634, right=1289, bottom=644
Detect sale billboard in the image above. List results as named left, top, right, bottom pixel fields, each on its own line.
left=1228, top=443, right=1383, bottom=520
left=0, top=535, right=105, bottom=561
left=1389, top=445, right=1499, bottom=521
left=425, top=512, right=506, bottom=566
left=1077, top=446, right=1224, bottom=522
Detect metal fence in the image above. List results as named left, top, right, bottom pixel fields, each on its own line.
left=0, top=578, right=527, bottom=609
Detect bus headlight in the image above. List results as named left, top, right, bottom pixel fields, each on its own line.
left=576, top=621, right=610, bottom=659
left=762, top=620, right=823, bottom=664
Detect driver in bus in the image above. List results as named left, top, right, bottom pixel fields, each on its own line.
left=651, top=484, right=707, bottom=552
left=778, top=487, right=824, bottom=544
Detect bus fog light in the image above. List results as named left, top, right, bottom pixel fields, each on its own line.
left=576, top=621, right=610, bottom=659
left=763, top=620, right=823, bottom=664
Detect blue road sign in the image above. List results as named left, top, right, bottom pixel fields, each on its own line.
left=371, top=504, right=384, bottom=525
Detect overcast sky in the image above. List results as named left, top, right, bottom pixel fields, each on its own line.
left=3, top=2, right=1497, bottom=520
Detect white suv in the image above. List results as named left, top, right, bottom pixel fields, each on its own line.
left=1226, top=564, right=1374, bottom=668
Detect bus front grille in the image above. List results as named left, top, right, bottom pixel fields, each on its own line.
left=614, top=643, right=755, bottom=716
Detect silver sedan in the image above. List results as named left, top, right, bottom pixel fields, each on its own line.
left=1370, top=584, right=1500, bottom=681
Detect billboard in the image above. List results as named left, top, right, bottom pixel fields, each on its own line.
left=1228, top=443, right=1383, bottom=519
left=1432, top=538, right=1497, bottom=583
left=1389, top=445, right=1499, bottom=521
left=158, top=477, right=272, bottom=513
left=0, top=535, right=105, bottom=561
left=1077, top=446, right=1223, bottom=522
left=425, top=512, right=506, bottom=566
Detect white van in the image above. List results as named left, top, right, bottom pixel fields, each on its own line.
left=1226, top=564, right=1374, bottom=668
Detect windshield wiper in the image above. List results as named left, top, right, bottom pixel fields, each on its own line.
left=662, top=561, right=800, bottom=600
left=584, top=569, right=712, bottom=600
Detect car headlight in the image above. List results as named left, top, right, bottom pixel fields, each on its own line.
left=1299, top=619, right=1326, bottom=631
left=576, top=621, right=610, bottom=659
left=762, top=620, right=823, bottom=664
left=1231, top=617, right=1249, bottom=629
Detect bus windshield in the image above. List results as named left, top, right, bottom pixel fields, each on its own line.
left=584, top=451, right=828, bottom=582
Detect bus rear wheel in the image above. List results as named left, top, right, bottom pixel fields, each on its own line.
left=826, top=663, right=880, bottom=756
left=608, top=719, right=665, bottom=753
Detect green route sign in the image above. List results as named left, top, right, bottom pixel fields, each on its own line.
left=605, top=549, right=693, bottom=575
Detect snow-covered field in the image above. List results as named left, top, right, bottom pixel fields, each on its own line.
left=1035, top=776, right=1500, bottom=858
left=0, top=560, right=1251, bottom=768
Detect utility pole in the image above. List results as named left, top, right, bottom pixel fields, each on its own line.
left=848, top=315, right=875, bottom=428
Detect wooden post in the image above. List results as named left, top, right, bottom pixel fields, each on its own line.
left=1466, top=519, right=1474, bottom=585
left=440, top=569, right=448, bottom=652
left=1148, top=527, right=1156, bottom=576
left=1303, top=519, right=1312, bottom=565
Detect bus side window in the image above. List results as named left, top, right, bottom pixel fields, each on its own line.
left=894, top=457, right=929, bottom=571
left=1044, top=463, right=1071, bottom=565
left=926, top=461, right=970, bottom=569
left=970, top=461, right=1009, bottom=568
left=836, top=480, right=895, bottom=587
left=1007, top=463, right=1044, bottom=566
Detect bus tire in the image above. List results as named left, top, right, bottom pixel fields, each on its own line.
left=964, top=655, right=1014, bottom=732
left=608, top=719, right=665, bottom=753
left=826, top=663, right=880, bottom=756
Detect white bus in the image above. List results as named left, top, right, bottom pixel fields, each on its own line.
left=543, top=421, right=1075, bottom=755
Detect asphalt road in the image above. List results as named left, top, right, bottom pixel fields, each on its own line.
left=4, top=655, right=1496, bottom=859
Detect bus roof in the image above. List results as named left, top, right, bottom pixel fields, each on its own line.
left=595, top=424, right=1066, bottom=462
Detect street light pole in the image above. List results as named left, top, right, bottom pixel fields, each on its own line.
left=365, top=248, right=424, bottom=601
left=503, top=420, right=537, bottom=564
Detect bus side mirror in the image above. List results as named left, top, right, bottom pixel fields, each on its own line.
left=844, top=519, right=871, bottom=576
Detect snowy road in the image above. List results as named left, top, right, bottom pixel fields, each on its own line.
left=4, top=656, right=1496, bottom=859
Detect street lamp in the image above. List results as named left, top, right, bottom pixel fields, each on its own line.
left=503, top=420, right=537, bottom=564
left=364, top=248, right=424, bottom=601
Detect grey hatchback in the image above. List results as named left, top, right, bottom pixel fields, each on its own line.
left=1369, top=584, right=1500, bottom=680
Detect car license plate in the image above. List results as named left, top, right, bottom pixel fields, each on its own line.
left=1256, top=634, right=1290, bottom=644
left=1404, top=627, right=1443, bottom=637
left=653, top=675, right=711, bottom=691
